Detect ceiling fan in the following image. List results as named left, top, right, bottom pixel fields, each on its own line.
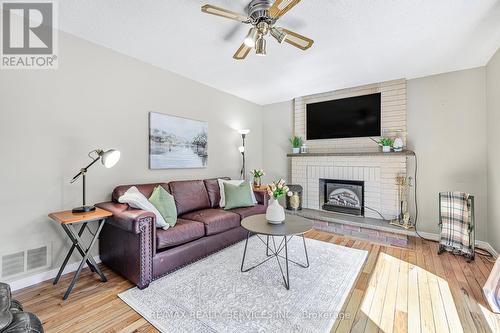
left=201, top=0, right=314, bottom=60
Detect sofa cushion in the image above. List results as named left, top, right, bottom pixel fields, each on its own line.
left=224, top=181, right=255, bottom=210
left=229, top=204, right=267, bottom=219
left=181, top=209, right=241, bottom=236
left=169, top=180, right=211, bottom=215
left=118, top=186, right=169, bottom=229
left=112, top=183, right=169, bottom=203
left=204, top=177, right=230, bottom=208
left=218, top=179, right=257, bottom=207
left=156, top=219, right=205, bottom=250
left=149, top=185, right=177, bottom=227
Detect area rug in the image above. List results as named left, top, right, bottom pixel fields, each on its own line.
left=119, top=236, right=368, bottom=333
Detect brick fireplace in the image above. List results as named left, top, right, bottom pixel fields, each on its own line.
left=290, top=152, right=408, bottom=220
left=286, top=79, right=413, bottom=246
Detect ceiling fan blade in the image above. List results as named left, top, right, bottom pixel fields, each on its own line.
left=201, top=4, right=250, bottom=23
left=233, top=43, right=251, bottom=60
left=269, top=0, right=301, bottom=18
left=280, top=28, right=314, bottom=50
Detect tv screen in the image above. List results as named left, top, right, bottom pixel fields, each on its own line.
left=306, top=93, right=381, bottom=140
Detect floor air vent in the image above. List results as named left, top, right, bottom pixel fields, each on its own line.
left=1, top=244, right=51, bottom=279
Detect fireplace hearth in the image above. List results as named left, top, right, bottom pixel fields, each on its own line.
left=319, top=179, right=364, bottom=216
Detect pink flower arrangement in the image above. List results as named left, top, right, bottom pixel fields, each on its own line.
left=267, top=178, right=293, bottom=200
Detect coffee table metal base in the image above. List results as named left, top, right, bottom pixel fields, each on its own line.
left=240, top=231, right=309, bottom=290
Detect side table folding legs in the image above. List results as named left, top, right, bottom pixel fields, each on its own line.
left=48, top=208, right=112, bottom=300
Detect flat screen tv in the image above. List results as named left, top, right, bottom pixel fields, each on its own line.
left=306, top=93, right=381, bottom=140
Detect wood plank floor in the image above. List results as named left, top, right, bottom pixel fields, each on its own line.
left=12, top=231, right=500, bottom=333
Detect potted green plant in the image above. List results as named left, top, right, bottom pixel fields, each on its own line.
left=378, top=137, right=394, bottom=152
left=250, top=169, right=265, bottom=188
left=290, top=136, right=303, bottom=154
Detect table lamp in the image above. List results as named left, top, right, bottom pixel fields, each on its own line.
left=70, top=149, right=121, bottom=213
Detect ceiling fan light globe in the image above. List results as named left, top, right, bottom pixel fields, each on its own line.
left=244, top=28, right=258, bottom=48
left=256, top=37, right=266, bottom=56
left=270, top=27, right=287, bottom=44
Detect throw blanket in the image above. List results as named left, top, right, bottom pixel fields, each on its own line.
left=439, top=192, right=473, bottom=257
left=483, top=257, right=500, bottom=313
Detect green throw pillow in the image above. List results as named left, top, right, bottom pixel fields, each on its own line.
left=224, top=181, right=255, bottom=210
left=149, top=185, right=177, bottom=227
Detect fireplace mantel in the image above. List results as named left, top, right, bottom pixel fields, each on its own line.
left=287, top=149, right=415, bottom=158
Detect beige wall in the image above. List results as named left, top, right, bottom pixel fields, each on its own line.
left=406, top=68, right=488, bottom=239
left=487, top=48, right=500, bottom=251
left=263, top=68, right=489, bottom=241
left=0, top=31, right=263, bottom=281
left=262, top=101, right=293, bottom=184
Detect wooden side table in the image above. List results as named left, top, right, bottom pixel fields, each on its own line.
left=48, top=208, right=112, bottom=300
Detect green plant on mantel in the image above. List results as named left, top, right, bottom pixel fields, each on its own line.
left=290, top=136, right=303, bottom=148
left=378, top=137, right=394, bottom=147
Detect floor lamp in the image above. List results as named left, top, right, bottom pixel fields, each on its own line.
left=238, top=129, right=250, bottom=180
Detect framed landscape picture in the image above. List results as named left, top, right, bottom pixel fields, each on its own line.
left=149, top=112, right=208, bottom=169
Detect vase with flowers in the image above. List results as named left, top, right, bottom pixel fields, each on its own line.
left=250, top=169, right=265, bottom=188
left=266, top=178, right=292, bottom=224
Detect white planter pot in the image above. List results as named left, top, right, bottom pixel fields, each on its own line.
left=382, top=145, right=391, bottom=153
left=266, top=198, right=285, bottom=224
left=292, top=147, right=300, bottom=154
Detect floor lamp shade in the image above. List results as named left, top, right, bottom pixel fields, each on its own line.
left=71, top=149, right=121, bottom=213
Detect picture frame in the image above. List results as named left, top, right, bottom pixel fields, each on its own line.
left=149, top=112, right=208, bottom=169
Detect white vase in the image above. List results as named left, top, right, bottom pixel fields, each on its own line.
left=382, top=145, right=391, bottom=153
left=393, top=137, right=404, bottom=152
left=292, top=147, right=300, bottom=154
left=266, top=198, right=285, bottom=224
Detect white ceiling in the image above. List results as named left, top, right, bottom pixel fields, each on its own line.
left=58, top=0, right=500, bottom=105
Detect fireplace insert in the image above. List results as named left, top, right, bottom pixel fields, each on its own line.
left=319, top=179, right=364, bottom=216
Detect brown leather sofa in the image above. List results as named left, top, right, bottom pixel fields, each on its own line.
left=96, top=177, right=268, bottom=289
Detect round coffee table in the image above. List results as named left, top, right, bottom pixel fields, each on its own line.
left=240, top=214, right=313, bottom=290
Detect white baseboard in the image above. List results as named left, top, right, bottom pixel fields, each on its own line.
left=415, top=231, right=498, bottom=258
left=9, top=256, right=101, bottom=292
left=475, top=241, right=499, bottom=258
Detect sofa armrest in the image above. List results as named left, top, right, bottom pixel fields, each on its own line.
left=96, top=202, right=155, bottom=289
left=96, top=202, right=155, bottom=234
left=253, top=190, right=269, bottom=207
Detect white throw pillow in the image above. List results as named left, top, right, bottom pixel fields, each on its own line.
left=118, top=186, right=169, bottom=230
left=218, top=179, right=257, bottom=208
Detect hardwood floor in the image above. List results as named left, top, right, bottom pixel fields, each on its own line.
left=12, top=231, right=500, bottom=333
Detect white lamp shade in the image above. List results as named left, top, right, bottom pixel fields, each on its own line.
left=238, top=129, right=250, bottom=135
left=101, top=149, right=121, bottom=168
